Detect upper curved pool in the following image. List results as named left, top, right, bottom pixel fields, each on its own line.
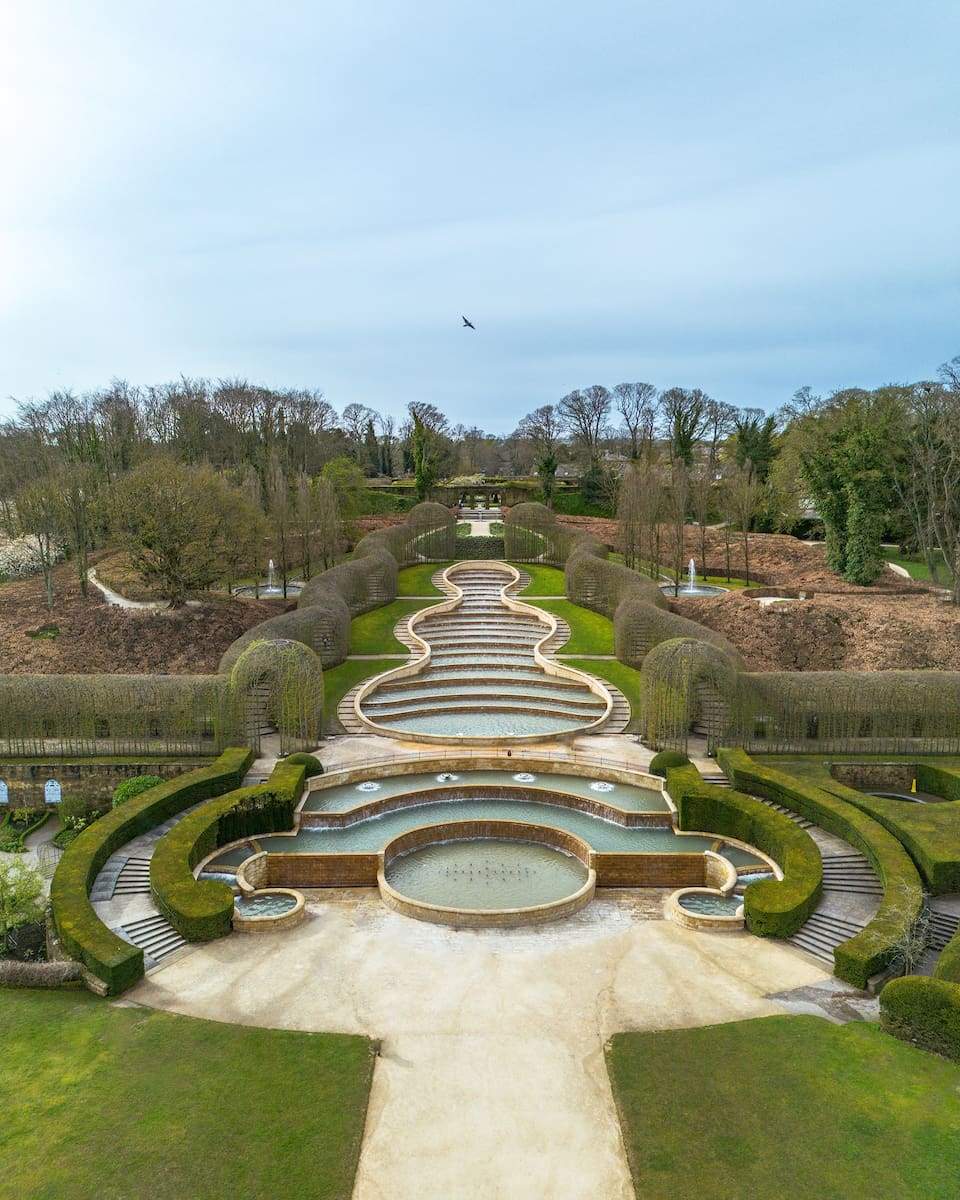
left=354, top=562, right=613, bottom=742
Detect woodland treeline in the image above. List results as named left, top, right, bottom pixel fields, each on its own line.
left=1, top=352, right=959, bottom=605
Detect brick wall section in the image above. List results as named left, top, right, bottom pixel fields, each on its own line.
left=265, top=854, right=380, bottom=887
left=593, top=853, right=706, bottom=887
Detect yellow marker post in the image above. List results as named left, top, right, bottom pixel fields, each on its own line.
left=911, top=778, right=917, bottom=794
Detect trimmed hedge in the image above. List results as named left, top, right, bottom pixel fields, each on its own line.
left=112, top=775, right=165, bottom=808
left=718, top=748, right=925, bottom=988
left=283, top=752, right=324, bottom=778
left=880, top=976, right=960, bottom=1062
left=649, top=750, right=690, bottom=778
left=50, top=747, right=253, bottom=995
left=935, top=932, right=960, bottom=984
left=150, top=758, right=307, bottom=942
left=918, top=762, right=960, bottom=802
left=667, top=763, right=822, bottom=938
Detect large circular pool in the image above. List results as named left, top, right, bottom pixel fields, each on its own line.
left=385, top=839, right=590, bottom=910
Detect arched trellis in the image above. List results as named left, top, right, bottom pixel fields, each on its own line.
left=229, top=638, right=323, bottom=755
left=640, top=637, right=740, bottom=753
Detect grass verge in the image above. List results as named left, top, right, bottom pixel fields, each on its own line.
left=528, top=599, right=614, bottom=654
left=396, top=562, right=453, bottom=596
left=607, top=1015, right=960, bottom=1200
left=508, top=563, right=567, bottom=595
left=0, top=991, right=374, bottom=1200
left=563, top=657, right=642, bottom=723
left=323, top=658, right=402, bottom=729
left=349, top=599, right=440, bottom=653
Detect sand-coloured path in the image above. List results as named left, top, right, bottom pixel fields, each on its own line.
left=129, top=888, right=827, bottom=1199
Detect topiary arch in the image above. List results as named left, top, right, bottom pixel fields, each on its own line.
left=229, top=638, right=323, bottom=755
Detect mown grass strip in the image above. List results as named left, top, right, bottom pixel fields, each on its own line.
left=528, top=598, right=614, bottom=654
left=396, top=562, right=453, bottom=596
left=607, top=1015, right=960, bottom=1200
left=0, top=991, right=374, bottom=1200
left=323, top=658, right=403, bottom=730
left=349, top=599, right=441, bottom=654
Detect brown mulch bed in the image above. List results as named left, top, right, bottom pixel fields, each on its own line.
left=676, top=591, right=960, bottom=672
left=555, top=516, right=923, bottom=594
left=0, top=561, right=288, bottom=675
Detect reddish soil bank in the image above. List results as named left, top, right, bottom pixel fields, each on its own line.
left=0, top=561, right=287, bottom=675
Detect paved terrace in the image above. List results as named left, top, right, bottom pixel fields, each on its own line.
left=122, top=732, right=856, bottom=1200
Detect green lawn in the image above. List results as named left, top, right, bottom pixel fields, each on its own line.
left=323, top=657, right=402, bottom=729
left=883, top=549, right=954, bottom=584
left=564, top=657, right=642, bottom=723
left=607, top=1015, right=960, bottom=1200
left=349, top=599, right=440, bottom=653
left=508, top=563, right=567, bottom=595
left=0, top=990, right=373, bottom=1200
left=528, top=598, right=614, bottom=654
left=396, top=562, right=453, bottom=596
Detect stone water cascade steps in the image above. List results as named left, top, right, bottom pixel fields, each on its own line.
left=356, top=566, right=613, bottom=737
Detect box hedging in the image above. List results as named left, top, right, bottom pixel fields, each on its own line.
left=150, top=758, right=307, bottom=941
left=667, top=763, right=822, bottom=937
left=880, top=976, right=960, bottom=1062
left=718, top=748, right=925, bottom=988
left=917, top=762, right=960, bottom=802
left=934, top=933, right=960, bottom=984
left=50, top=747, right=253, bottom=995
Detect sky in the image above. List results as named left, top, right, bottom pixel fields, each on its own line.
left=1, top=1, right=958, bottom=433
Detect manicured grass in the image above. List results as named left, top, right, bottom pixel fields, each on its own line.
left=396, top=562, right=453, bottom=596
left=508, top=563, right=567, bottom=595
left=607, top=1015, right=960, bottom=1200
left=0, top=990, right=373, bottom=1200
left=323, top=657, right=402, bottom=728
left=884, top=549, right=954, bottom=584
left=349, top=599, right=441, bottom=653
left=564, top=657, right=642, bottom=723
left=528, top=599, right=614, bottom=654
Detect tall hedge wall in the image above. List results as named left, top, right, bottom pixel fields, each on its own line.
left=50, top=747, right=253, bottom=994
left=150, top=758, right=307, bottom=941
left=718, top=748, right=925, bottom=988
left=918, top=763, right=960, bottom=802
left=666, top=762, right=822, bottom=937
left=733, top=671, right=960, bottom=755
left=0, top=674, right=234, bottom=757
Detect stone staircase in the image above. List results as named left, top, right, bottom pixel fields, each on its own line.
left=118, top=913, right=187, bottom=967
left=698, top=769, right=882, bottom=968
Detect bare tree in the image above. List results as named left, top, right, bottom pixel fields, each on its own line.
left=558, top=386, right=611, bottom=462
left=613, top=382, right=658, bottom=460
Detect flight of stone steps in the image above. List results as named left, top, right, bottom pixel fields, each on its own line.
left=915, top=899, right=960, bottom=976
left=118, top=914, right=187, bottom=968
left=698, top=770, right=882, bottom=968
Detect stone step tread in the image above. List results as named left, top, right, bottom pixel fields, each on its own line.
left=803, top=912, right=867, bottom=934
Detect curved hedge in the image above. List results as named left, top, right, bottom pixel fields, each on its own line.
left=917, top=763, right=960, bottom=802
left=648, top=750, right=690, bottom=778
left=150, top=758, right=307, bottom=941
left=50, top=747, right=253, bottom=994
left=880, top=976, right=960, bottom=1062
left=666, top=762, right=822, bottom=938
left=935, top=933, right=960, bottom=984
left=718, top=748, right=925, bottom=988
left=640, top=638, right=742, bottom=752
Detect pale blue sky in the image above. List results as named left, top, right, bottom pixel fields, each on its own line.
left=1, top=1, right=957, bottom=430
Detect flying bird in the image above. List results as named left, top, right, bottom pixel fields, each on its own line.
left=462, top=316, right=475, bottom=330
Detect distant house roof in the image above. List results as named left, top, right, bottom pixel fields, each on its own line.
left=555, top=462, right=581, bottom=479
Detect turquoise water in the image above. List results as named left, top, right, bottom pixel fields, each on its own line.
left=385, top=840, right=588, bottom=909
left=719, top=845, right=766, bottom=867
left=235, top=892, right=298, bottom=917
left=375, top=712, right=590, bottom=736
left=259, top=798, right=715, bottom=853
left=304, top=771, right=668, bottom=813
left=678, top=892, right=743, bottom=915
